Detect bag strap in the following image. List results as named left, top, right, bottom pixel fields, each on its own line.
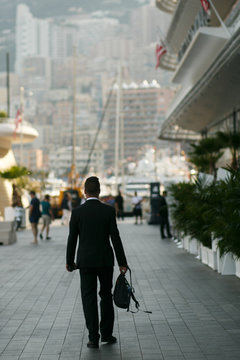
left=127, top=267, right=152, bottom=314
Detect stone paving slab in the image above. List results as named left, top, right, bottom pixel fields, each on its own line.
left=1, top=219, right=240, bottom=359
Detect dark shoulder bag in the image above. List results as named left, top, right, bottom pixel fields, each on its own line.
left=113, top=267, right=152, bottom=314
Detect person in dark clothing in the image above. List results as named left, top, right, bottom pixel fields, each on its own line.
left=66, top=176, right=128, bottom=349
left=159, top=190, right=172, bottom=239
left=40, top=194, right=54, bottom=240
left=61, top=192, right=72, bottom=225
left=115, top=191, right=124, bottom=220
left=29, top=191, right=41, bottom=244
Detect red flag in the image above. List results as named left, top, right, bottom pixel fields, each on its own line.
left=13, top=108, right=22, bottom=137
left=200, top=0, right=210, bottom=13
left=155, top=44, right=167, bottom=69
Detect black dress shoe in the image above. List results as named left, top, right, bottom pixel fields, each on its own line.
left=101, top=335, right=117, bottom=343
left=87, top=341, right=99, bottom=349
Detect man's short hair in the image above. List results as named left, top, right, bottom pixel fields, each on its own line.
left=30, top=190, right=36, bottom=196
left=45, top=194, right=50, bottom=200
left=84, top=176, right=100, bottom=196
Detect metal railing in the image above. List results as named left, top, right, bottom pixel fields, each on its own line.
left=178, top=7, right=209, bottom=62
left=226, top=1, right=240, bottom=33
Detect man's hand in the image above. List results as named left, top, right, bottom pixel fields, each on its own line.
left=66, top=263, right=77, bottom=272
left=119, top=266, right=128, bottom=274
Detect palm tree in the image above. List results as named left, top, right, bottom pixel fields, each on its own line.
left=189, top=137, right=224, bottom=181
left=0, top=166, right=31, bottom=206
left=0, top=110, right=7, bottom=121
left=216, top=131, right=240, bottom=170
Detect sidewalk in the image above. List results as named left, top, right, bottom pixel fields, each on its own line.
left=1, top=219, right=240, bottom=360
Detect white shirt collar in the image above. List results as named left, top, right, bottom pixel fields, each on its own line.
left=86, top=197, right=99, bottom=201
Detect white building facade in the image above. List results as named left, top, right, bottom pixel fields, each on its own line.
left=155, top=0, right=240, bottom=140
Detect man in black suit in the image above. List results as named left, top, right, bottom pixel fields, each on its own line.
left=66, top=176, right=128, bottom=349
left=159, top=190, right=172, bottom=239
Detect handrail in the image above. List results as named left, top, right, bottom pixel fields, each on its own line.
left=178, top=7, right=209, bottom=62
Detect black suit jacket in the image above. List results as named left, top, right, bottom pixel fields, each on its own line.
left=159, top=196, right=168, bottom=217
left=66, top=199, right=127, bottom=268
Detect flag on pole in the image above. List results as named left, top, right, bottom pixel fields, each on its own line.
left=13, top=108, right=22, bottom=137
left=155, top=44, right=167, bottom=69
left=200, top=0, right=210, bottom=13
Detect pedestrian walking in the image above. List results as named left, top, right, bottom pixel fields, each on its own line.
left=115, top=190, right=124, bottom=220
left=39, top=194, right=54, bottom=240
left=66, top=176, right=128, bottom=349
left=61, top=192, right=72, bottom=225
left=158, top=190, right=172, bottom=239
left=132, top=191, right=143, bottom=224
left=29, top=191, right=41, bottom=245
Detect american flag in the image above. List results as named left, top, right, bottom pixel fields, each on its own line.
left=155, top=44, right=167, bottom=69
left=200, top=0, right=210, bottom=13
left=13, top=108, right=22, bottom=137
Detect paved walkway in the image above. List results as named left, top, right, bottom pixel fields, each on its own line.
left=1, top=219, right=240, bottom=360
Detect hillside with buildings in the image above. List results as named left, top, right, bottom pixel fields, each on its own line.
left=0, top=0, right=174, bottom=179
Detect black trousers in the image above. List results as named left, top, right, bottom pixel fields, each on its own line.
left=160, top=216, right=172, bottom=238
left=79, top=266, right=114, bottom=342
left=117, top=208, right=124, bottom=220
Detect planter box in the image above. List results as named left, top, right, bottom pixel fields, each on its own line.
left=189, top=239, right=198, bottom=255
left=212, top=239, right=218, bottom=252
left=183, top=236, right=190, bottom=251
left=216, top=248, right=223, bottom=273
left=207, top=248, right=217, bottom=270
left=177, top=238, right=184, bottom=248
left=0, top=221, right=17, bottom=245
left=235, top=258, right=240, bottom=278
left=4, top=207, right=15, bottom=221
left=217, top=250, right=236, bottom=275
left=201, top=244, right=208, bottom=265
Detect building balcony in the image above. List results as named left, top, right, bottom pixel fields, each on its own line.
left=164, top=0, right=237, bottom=53
left=155, top=0, right=178, bottom=14
left=172, top=27, right=229, bottom=86
left=160, top=26, right=240, bottom=134
left=0, top=118, right=38, bottom=151
left=157, top=51, right=178, bottom=71
left=177, top=7, right=209, bottom=62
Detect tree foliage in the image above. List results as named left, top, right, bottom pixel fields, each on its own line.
left=0, top=166, right=32, bottom=206
left=189, top=137, right=224, bottom=180
left=0, top=166, right=31, bottom=180
left=0, top=110, right=7, bottom=119
left=169, top=178, right=212, bottom=248
left=216, top=131, right=240, bottom=170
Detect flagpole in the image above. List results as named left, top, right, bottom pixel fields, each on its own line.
left=71, top=46, right=77, bottom=188
left=114, top=63, right=122, bottom=194
left=20, top=86, right=24, bottom=166
left=6, top=53, right=10, bottom=118
left=156, top=26, right=174, bottom=53
left=208, top=0, right=231, bottom=37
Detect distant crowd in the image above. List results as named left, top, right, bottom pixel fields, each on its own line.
left=14, top=187, right=172, bottom=244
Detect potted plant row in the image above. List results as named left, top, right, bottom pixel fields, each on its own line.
left=168, top=168, right=240, bottom=277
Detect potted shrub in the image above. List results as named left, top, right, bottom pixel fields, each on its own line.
left=207, top=168, right=240, bottom=275
left=169, top=178, right=212, bottom=258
